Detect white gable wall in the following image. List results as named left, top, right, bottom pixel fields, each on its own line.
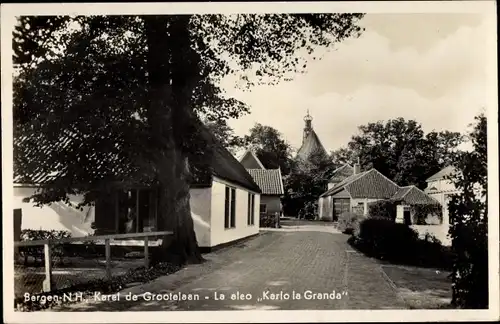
left=210, top=176, right=260, bottom=247
left=14, top=186, right=95, bottom=237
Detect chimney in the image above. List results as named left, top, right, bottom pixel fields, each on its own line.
left=354, top=157, right=361, bottom=175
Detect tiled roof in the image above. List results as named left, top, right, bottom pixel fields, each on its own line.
left=426, top=165, right=457, bottom=181
left=14, top=123, right=262, bottom=193
left=320, top=171, right=367, bottom=197
left=392, top=186, right=413, bottom=200
left=328, top=164, right=354, bottom=183
left=206, top=133, right=261, bottom=192
left=320, top=168, right=400, bottom=199
left=246, top=168, right=284, bottom=195
left=344, top=169, right=400, bottom=199
left=392, top=185, right=440, bottom=205
left=14, top=131, right=132, bottom=185
left=296, top=130, right=327, bottom=161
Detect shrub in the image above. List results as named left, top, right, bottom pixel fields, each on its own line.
left=337, top=212, right=364, bottom=235
left=356, top=218, right=418, bottom=258
left=367, top=200, right=398, bottom=221
left=350, top=218, right=455, bottom=270
left=19, top=230, right=72, bottom=266
left=412, top=204, right=443, bottom=225
left=260, top=214, right=279, bottom=228
left=298, top=200, right=317, bottom=220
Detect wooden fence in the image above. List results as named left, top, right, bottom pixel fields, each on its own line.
left=14, top=231, right=173, bottom=292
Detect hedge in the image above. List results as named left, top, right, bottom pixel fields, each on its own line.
left=337, top=212, right=363, bottom=235
left=18, top=230, right=72, bottom=266
left=367, top=200, right=398, bottom=221
left=349, top=218, right=455, bottom=270
left=260, top=214, right=280, bottom=228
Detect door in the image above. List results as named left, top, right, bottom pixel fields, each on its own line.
left=403, top=207, right=412, bottom=225
left=333, top=198, right=350, bottom=221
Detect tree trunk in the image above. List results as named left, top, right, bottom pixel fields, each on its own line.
left=144, top=15, right=204, bottom=265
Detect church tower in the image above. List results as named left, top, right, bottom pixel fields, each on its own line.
left=303, top=109, right=313, bottom=145
left=296, top=109, right=328, bottom=162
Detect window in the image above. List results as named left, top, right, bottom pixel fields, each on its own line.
left=225, top=186, right=236, bottom=229
left=114, top=188, right=157, bottom=234
left=260, top=204, right=267, bottom=214
left=247, top=193, right=255, bottom=225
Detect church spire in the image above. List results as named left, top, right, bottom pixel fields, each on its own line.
left=303, top=109, right=313, bottom=144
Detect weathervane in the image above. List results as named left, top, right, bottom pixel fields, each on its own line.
left=304, top=108, right=313, bottom=122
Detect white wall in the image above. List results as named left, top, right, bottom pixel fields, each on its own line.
left=210, top=177, right=260, bottom=247
left=425, top=178, right=460, bottom=226
left=189, top=187, right=212, bottom=248
left=14, top=186, right=95, bottom=237
left=411, top=224, right=451, bottom=246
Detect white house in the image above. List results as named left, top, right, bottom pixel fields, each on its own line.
left=424, top=165, right=460, bottom=226
left=14, top=126, right=262, bottom=251
left=318, top=163, right=401, bottom=221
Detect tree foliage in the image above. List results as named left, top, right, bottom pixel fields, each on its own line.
left=243, top=123, right=294, bottom=173
left=13, top=13, right=365, bottom=263
left=448, top=114, right=488, bottom=309
left=330, top=118, right=465, bottom=188
left=283, top=151, right=338, bottom=217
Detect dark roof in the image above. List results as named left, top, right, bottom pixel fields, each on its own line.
left=246, top=168, right=284, bottom=195
left=296, top=130, right=327, bottom=161
left=392, top=186, right=413, bottom=200
left=426, top=165, right=457, bottom=181
left=328, top=164, right=354, bottom=183
left=320, top=171, right=367, bottom=197
left=14, top=124, right=261, bottom=193
left=205, top=130, right=261, bottom=192
left=320, top=168, right=400, bottom=199
left=14, top=131, right=131, bottom=185
left=392, top=186, right=440, bottom=205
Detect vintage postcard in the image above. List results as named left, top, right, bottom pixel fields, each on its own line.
left=2, top=1, right=498, bottom=323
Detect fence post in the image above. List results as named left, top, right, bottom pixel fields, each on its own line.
left=42, top=242, right=52, bottom=292
left=105, top=238, right=111, bottom=280
left=144, top=236, right=149, bottom=269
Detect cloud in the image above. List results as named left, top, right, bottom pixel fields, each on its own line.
left=221, top=14, right=492, bottom=153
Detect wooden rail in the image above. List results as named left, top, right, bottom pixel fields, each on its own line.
left=15, top=231, right=174, bottom=292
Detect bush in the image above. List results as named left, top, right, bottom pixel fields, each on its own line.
left=350, top=218, right=455, bottom=270
left=298, top=200, right=317, bottom=220
left=19, top=230, right=72, bottom=266
left=260, top=214, right=279, bottom=228
left=367, top=200, right=398, bottom=221
left=356, top=218, right=418, bottom=258
left=337, top=212, right=363, bottom=235
left=412, top=204, right=443, bottom=225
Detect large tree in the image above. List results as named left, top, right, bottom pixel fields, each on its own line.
left=204, top=118, right=245, bottom=155
left=243, top=123, right=294, bottom=174
left=13, top=13, right=365, bottom=264
left=283, top=151, right=337, bottom=218
left=330, top=118, right=465, bottom=188
left=448, top=114, right=488, bottom=309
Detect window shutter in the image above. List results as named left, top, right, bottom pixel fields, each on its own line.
left=224, top=187, right=230, bottom=228
left=230, top=188, right=236, bottom=227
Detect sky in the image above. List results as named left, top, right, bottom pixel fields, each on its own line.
left=219, top=13, right=491, bottom=155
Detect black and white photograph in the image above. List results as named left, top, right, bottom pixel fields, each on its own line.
left=2, top=1, right=498, bottom=323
